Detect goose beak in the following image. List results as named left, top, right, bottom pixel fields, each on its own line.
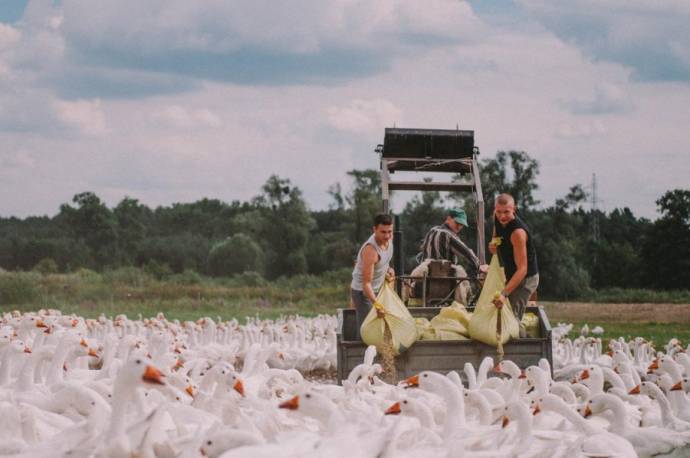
left=492, top=364, right=502, bottom=374
left=519, top=370, right=527, bottom=380
left=607, top=350, right=613, bottom=357
left=502, top=416, right=510, bottom=428
left=579, top=369, right=590, bottom=380
left=72, top=319, right=79, bottom=327
left=648, top=360, right=659, bottom=371
left=671, top=381, right=683, bottom=391
left=88, top=348, right=99, bottom=357
left=142, top=365, right=165, bottom=385
left=233, top=379, right=245, bottom=397
left=629, top=385, right=641, bottom=395
left=36, top=320, right=47, bottom=328
left=402, top=375, right=419, bottom=388
left=583, top=405, right=592, bottom=418
left=186, top=385, right=195, bottom=397
left=532, top=405, right=541, bottom=416
left=385, top=402, right=401, bottom=415
left=80, top=338, right=88, bottom=347
left=24, top=346, right=32, bottom=354
left=279, top=396, right=299, bottom=410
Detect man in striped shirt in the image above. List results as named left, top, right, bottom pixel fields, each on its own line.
left=418, top=209, right=487, bottom=278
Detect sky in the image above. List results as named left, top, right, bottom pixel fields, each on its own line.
left=0, top=0, right=688, bottom=219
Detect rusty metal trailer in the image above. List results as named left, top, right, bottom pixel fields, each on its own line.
left=336, top=306, right=553, bottom=383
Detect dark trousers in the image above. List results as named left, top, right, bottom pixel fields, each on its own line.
left=350, top=289, right=372, bottom=341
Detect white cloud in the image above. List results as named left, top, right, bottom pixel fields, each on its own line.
left=53, top=99, right=108, bottom=135
left=152, top=105, right=222, bottom=130
left=517, top=0, right=690, bottom=82
left=563, top=84, right=634, bottom=115
left=326, top=99, right=402, bottom=134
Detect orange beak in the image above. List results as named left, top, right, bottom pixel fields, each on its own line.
left=385, top=402, right=401, bottom=415
left=24, top=346, right=32, bottom=354
left=607, top=350, right=613, bottom=357
left=492, top=364, right=502, bottom=374
left=80, top=338, right=88, bottom=347
left=579, top=369, right=590, bottom=380
left=629, top=385, right=641, bottom=395
left=233, top=379, right=245, bottom=397
left=648, top=360, right=659, bottom=371
left=72, top=319, right=79, bottom=327
left=403, top=375, right=419, bottom=388
left=518, top=370, right=526, bottom=380
left=36, top=320, right=47, bottom=328
left=142, top=365, right=165, bottom=385
left=173, top=359, right=184, bottom=371
left=88, top=348, right=99, bottom=357
left=671, top=381, right=683, bottom=391
left=279, top=396, right=299, bottom=410
left=584, top=405, right=592, bottom=418
left=532, top=405, right=541, bottom=416
left=186, top=385, right=195, bottom=397
left=502, top=416, right=510, bottom=428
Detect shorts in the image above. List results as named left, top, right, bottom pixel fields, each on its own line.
left=350, top=289, right=372, bottom=341
left=508, top=273, right=539, bottom=321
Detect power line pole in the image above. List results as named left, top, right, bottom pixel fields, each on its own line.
left=591, top=173, right=600, bottom=243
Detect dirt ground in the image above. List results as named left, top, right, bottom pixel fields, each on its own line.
left=541, top=302, right=690, bottom=324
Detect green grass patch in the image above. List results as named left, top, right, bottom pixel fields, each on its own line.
left=569, top=321, right=690, bottom=346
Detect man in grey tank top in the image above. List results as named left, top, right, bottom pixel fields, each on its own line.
left=351, top=213, right=395, bottom=340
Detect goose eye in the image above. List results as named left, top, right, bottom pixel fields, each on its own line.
left=136, top=359, right=142, bottom=364
left=403, top=400, right=408, bottom=404
left=423, top=374, right=428, bottom=378
left=207, top=441, right=212, bottom=446
left=91, top=401, right=95, bottom=406
left=305, top=394, right=311, bottom=398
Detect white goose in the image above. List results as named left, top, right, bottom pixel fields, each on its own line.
left=585, top=393, right=690, bottom=457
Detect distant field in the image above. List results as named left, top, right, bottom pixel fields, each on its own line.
left=2, top=270, right=690, bottom=344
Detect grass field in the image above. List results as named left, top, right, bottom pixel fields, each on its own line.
left=2, top=269, right=689, bottom=344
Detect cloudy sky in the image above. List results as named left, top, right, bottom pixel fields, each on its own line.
left=1, top=0, right=688, bottom=219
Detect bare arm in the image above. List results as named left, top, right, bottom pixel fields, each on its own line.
left=504, top=229, right=528, bottom=294
left=360, top=245, right=380, bottom=303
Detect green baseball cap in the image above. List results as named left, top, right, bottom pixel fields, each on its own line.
left=449, top=209, right=468, bottom=227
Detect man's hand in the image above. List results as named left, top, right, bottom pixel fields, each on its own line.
left=492, top=292, right=506, bottom=309
left=488, top=241, right=497, bottom=255
left=373, top=301, right=386, bottom=318
left=385, top=268, right=395, bottom=284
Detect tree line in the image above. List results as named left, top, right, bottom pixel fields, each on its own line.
left=0, top=152, right=688, bottom=299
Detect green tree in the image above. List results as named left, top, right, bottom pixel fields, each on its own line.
left=58, top=192, right=119, bottom=268
left=114, top=197, right=152, bottom=264
left=255, top=175, right=313, bottom=278
left=642, top=189, right=690, bottom=289
left=478, top=151, right=540, bottom=216
left=208, top=233, right=264, bottom=276
left=345, top=169, right=382, bottom=243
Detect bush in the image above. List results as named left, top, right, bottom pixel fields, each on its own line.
left=230, top=271, right=268, bottom=287
left=143, top=260, right=173, bottom=280
left=169, top=269, right=203, bottom=285
left=208, top=233, right=264, bottom=277
left=0, top=272, right=40, bottom=304
left=103, top=266, right=151, bottom=287
left=73, top=267, right=102, bottom=281
left=33, top=258, right=59, bottom=275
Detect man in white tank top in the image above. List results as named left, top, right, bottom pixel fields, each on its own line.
left=350, top=213, right=395, bottom=340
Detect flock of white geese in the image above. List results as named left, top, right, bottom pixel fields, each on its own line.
left=1, top=310, right=690, bottom=457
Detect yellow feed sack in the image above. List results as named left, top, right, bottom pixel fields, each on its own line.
left=360, top=283, right=417, bottom=355
left=521, top=312, right=540, bottom=338
left=415, top=318, right=437, bottom=340
left=439, top=301, right=473, bottom=329
left=468, top=254, right=520, bottom=347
